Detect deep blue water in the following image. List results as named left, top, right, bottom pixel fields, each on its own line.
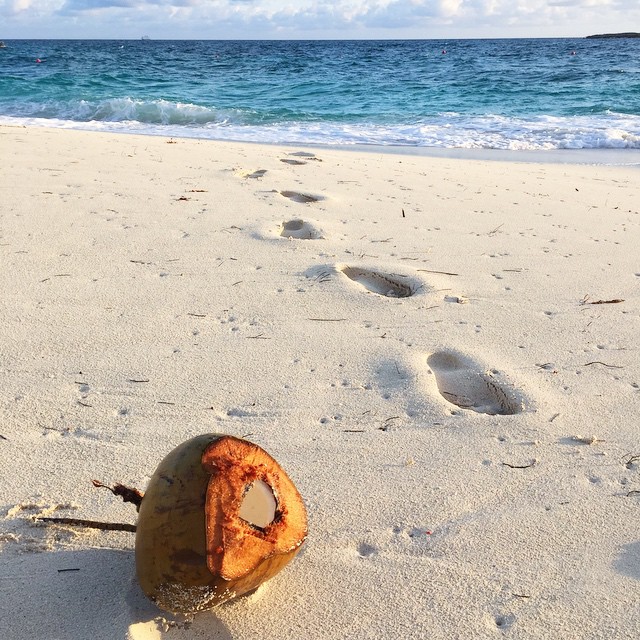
left=1, top=39, right=640, bottom=150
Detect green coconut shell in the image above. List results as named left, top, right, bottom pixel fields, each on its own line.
left=135, top=434, right=307, bottom=614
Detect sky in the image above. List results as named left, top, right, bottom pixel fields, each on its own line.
left=1, top=0, right=639, bottom=40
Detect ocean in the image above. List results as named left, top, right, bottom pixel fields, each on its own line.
left=1, top=39, right=640, bottom=153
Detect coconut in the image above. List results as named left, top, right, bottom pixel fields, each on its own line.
left=135, top=434, right=308, bottom=614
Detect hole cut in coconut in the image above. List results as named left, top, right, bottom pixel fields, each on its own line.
left=239, top=479, right=277, bottom=529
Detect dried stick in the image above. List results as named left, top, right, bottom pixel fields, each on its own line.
left=92, top=480, right=144, bottom=512
left=502, top=461, right=536, bottom=469
left=35, top=517, right=136, bottom=532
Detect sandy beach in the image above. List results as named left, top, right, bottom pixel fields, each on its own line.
left=1, top=125, right=639, bottom=639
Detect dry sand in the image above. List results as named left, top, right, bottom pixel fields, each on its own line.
left=1, top=125, right=639, bottom=639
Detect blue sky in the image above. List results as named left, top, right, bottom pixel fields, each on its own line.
left=1, top=0, right=638, bottom=40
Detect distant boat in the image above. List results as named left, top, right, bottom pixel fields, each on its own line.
left=141, top=35, right=150, bottom=41
left=0, top=41, right=7, bottom=48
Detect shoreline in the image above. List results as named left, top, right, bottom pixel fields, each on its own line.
left=3, top=120, right=640, bottom=166
left=1, top=125, right=639, bottom=639
left=323, top=142, right=640, bottom=166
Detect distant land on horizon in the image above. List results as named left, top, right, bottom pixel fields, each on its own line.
left=1, top=34, right=640, bottom=42
left=586, top=32, right=640, bottom=39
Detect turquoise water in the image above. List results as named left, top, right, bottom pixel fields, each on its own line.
left=1, top=39, right=640, bottom=150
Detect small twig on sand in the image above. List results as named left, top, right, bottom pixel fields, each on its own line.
left=92, top=480, right=144, bottom=511
left=36, top=479, right=144, bottom=530
left=581, top=295, right=624, bottom=305
left=379, top=416, right=400, bottom=432
left=502, top=461, right=536, bottom=469
left=417, top=269, right=460, bottom=276
left=588, top=299, right=624, bottom=305
left=35, top=517, right=136, bottom=532
left=622, top=454, right=640, bottom=468
left=582, top=361, right=624, bottom=369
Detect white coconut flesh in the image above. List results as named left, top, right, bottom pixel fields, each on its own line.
left=239, top=480, right=277, bottom=529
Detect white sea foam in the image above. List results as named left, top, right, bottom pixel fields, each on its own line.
left=1, top=110, right=639, bottom=152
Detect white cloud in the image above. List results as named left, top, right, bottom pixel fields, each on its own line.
left=1, top=0, right=640, bottom=38
left=1, top=0, right=64, bottom=15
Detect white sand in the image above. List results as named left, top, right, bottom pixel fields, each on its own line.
left=1, top=125, right=639, bottom=639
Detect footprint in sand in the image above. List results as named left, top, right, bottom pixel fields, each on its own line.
left=280, top=190, right=321, bottom=204
left=288, top=151, right=322, bottom=161
left=280, top=159, right=307, bottom=166
left=235, top=169, right=267, bottom=179
left=341, top=266, right=415, bottom=298
left=357, top=542, right=377, bottom=558
left=427, top=351, right=523, bottom=415
left=280, top=219, right=322, bottom=239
